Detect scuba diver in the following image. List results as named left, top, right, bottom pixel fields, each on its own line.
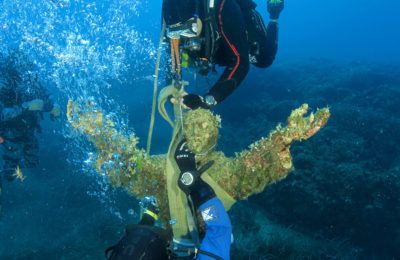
left=106, top=140, right=231, bottom=259
left=105, top=196, right=171, bottom=259
left=0, top=53, right=61, bottom=215
left=162, top=0, right=284, bottom=109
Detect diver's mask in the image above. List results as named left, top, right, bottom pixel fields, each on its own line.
left=166, top=17, right=202, bottom=39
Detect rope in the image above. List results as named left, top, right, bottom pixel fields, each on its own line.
left=179, top=99, right=185, bottom=134
left=170, top=38, right=181, bottom=78
left=146, top=21, right=166, bottom=154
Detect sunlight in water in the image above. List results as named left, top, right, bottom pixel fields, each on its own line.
left=0, top=0, right=154, bottom=100
left=0, top=0, right=154, bottom=209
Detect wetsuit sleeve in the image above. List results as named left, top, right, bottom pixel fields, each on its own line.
left=262, top=21, right=279, bottom=68
left=198, top=197, right=232, bottom=260
left=208, top=0, right=250, bottom=104
left=248, top=9, right=279, bottom=68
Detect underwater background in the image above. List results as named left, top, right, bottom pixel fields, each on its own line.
left=0, top=0, right=399, bottom=259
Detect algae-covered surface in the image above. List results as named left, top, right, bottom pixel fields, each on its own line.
left=67, top=99, right=329, bottom=226
left=1, top=0, right=400, bottom=258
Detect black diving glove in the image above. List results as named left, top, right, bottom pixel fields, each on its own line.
left=182, top=94, right=217, bottom=110
left=175, top=140, right=216, bottom=208
left=267, top=0, right=284, bottom=20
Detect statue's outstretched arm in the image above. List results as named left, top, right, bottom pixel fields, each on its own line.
left=66, top=100, right=167, bottom=202
left=204, top=104, right=330, bottom=200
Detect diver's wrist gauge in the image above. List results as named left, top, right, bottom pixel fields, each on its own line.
left=180, top=172, right=194, bottom=186
left=204, top=95, right=217, bottom=108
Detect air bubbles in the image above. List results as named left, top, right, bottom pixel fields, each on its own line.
left=83, top=152, right=95, bottom=166
left=79, top=39, right=90, bottom=45
left=83, top=158, right=92, bottom=166
left=114, top=211, right=123, bottom=220
left=105, top=160, right=115, bottom=169
left=0, top=0, right=155, bottom=104
left=127, top=208, right=136, bottom=216
left=0, top=0, right=154, bottom=216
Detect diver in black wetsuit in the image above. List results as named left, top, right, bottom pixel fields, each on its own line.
left=0, top=52, right=61, bottom=215
left=162, top=0, right=284, bottom=109
left=105, top=197, right=171, bottom=260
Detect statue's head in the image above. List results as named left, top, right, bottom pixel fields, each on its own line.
left=183, top=108, right=221, bottom=155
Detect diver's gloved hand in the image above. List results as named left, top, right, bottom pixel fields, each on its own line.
left=49, top=103, right=61, bottom=120
left=174, top=139, right=197, bottom=172
left=22, top=99, right=44, bottom=111
left=182, top=94, right=217, bottom=110
left=267, top=0, right=284, bottom=20
left=175, top=140, right=216, bottom=208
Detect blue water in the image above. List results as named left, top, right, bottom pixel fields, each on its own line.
left=1, top=0, right=399, bottom=258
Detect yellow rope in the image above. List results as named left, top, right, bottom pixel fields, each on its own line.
left=146, top=21, right=166, bottom=154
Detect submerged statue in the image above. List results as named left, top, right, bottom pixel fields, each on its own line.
left=67, top=85, right=330, bottom=242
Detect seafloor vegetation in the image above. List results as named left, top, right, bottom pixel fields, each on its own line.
left=1, top=59, right=399, bottom=259
left=219, top=59, right=400, bottom=258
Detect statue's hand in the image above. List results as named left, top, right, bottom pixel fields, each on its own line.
left=285, top=104, right=330, bottom=143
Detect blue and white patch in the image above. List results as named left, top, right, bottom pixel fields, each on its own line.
left=201, top=205, right=218, bottom=222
